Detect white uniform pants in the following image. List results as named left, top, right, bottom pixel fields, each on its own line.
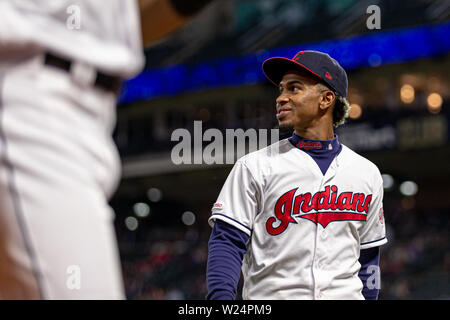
left=0, top=50, right=124, bottom=299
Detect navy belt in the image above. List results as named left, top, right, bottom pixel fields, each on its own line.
left=43, top=52, right=122, bottom=94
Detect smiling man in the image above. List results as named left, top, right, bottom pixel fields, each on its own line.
left=206, top=50, right=387, bottom=300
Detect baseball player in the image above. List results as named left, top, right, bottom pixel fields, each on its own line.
left=0, top=0, right=211, bottom=299
left=206, top=50, right=387, bottom=300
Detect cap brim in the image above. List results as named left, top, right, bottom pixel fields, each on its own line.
left=262, top=57, right=323, bottom=86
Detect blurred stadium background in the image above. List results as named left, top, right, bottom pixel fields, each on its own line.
left=111, top=0, right=450, bottom=299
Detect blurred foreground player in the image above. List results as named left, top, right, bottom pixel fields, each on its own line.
left=207, top=50, right=387, bottom=300
left=0, top=0, right=211, bottom=299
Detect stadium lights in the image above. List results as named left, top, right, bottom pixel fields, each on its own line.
left=400, top=84, right=415, bottom=104
left=181, top=211, right=196, bottom=226
left=147, top=187, right=163, bottom=202
left=381, top=174, right=394, bottom=190
left=399, top=181, right=418, bottom=196
left=349, top=103, right=362, bottom=119
left=427, top=92, right=443, bottom=114
left=125, top=216, right=139, bottom=231
left=133, top=202, right=150, bottom=218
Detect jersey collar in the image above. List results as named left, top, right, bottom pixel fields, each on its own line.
left=288, top=132, right=341, bottom=152
left=288, top=132, right=343, bottom=176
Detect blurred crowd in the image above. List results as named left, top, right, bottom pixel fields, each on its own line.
left=118, top=201, right=450, bottom=300
left=380, top=206, right=450, bottom=299
left=120, top=219, right=211, bottom=300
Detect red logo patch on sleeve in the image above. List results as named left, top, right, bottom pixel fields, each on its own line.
left=378, top=208, right=384, bottom=224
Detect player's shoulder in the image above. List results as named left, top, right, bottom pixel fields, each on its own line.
left=236, top=138, right=292, bottom=167
left=340, top=144, right=382, bottom=177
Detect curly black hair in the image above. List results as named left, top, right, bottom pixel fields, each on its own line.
left=317, top=82, right=350, bottom=127
left=333, top=95, right=351, bottom=127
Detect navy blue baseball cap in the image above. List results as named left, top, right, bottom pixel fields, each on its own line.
left=262, top=50, right=348, bottom=98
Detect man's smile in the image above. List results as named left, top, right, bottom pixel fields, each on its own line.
left=276, top=107, right=292, bottom=119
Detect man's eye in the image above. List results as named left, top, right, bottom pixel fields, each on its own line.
left=279, top=85, right=300, bottom=93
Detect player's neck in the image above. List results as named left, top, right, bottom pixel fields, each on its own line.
left=294, top=125, right=334, bottom=141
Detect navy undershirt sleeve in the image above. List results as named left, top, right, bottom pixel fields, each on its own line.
left=358, top=246, right=381, bottom=300
left=206, top=220, right=249, bottom=300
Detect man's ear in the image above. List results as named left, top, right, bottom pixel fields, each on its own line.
left=319, top=90, right=336, bottom=110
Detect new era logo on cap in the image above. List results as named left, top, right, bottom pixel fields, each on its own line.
left=293, top=51, right=306, bottom=60
left=262, top=50, right=348, bottom=98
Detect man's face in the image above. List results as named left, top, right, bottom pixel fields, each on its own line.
left=276, top=70, right=325, bottom=131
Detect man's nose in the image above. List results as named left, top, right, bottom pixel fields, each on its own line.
left=276, top=93, right=289, bottom=107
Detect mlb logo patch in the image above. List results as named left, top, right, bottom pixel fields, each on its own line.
left=212, top=202, right=224, bottom=211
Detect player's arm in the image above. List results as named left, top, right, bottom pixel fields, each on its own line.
left=358, top=169, right=387, bottom=299
left=206, top=159, right=261, bottom=299
left=358, top=246, right=380, bottom=300
left=138, top=0, right=213, bottom=46
left=206, top=220, right=249, bottom=300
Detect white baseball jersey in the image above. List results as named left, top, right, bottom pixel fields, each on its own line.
left=0, top=0, right=144, bottom=299
left=0, top=0, right=144, bottom=77
left=209, top=139, right=387, bottom=300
